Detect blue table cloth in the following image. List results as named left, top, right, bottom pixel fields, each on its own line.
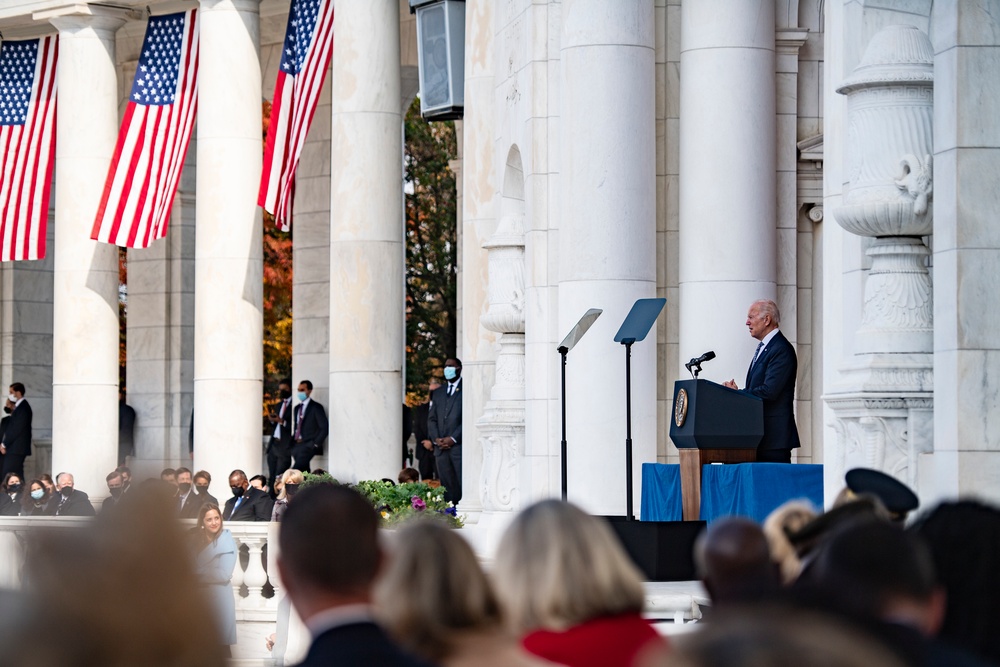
left=640, top=462, right=824, bottom=524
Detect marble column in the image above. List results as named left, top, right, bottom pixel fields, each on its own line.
left=459, top=0, right=498, bottom=518
left=678, top=0, right=777, bottom=385
left=328, top=0, right=403, bottom=482
left=558, top=0, right=656, bottom=516
left=194, top=0, right=264, bottom=486
left=48, top=8, right=130, bottom=497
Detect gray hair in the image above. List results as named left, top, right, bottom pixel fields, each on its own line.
left=752, top=299, right=780, bottom=326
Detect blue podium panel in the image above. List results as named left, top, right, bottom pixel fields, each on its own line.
left=641, top=463, right=823, bottom=524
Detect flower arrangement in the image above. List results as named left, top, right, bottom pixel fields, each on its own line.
left=355, top=479, right=463, bottom=528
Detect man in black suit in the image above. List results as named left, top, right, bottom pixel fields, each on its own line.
left=266, top=378, right=294, bottom=493
left=176, top=467, right=204, bottom=518
left=277, top=485, right=432, bottom=667
left=118, top=389, right=136, bottom=466
left=428, top=359, right=462, bottom=504
left=724, top=300, right=800, bottom=463
left=291, top=380, right=329, bottom=472
left=101, top=470, right=126, bottom=514
left=0, top=382, right=32, bottom=479
left=45, top=472, right=96, bottom=517
left=222, top=470, right=274, bottom=521
left=411, top=382, right=440, bottom=481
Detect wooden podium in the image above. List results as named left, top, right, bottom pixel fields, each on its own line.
left=669, top=379, right=763, bottom=520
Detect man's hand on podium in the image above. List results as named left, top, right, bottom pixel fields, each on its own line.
left=723, top=379, right=739, bottom=390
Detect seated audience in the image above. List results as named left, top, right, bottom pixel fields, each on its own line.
left=375, top=520, right=549, bottom=667
left=271, top=469, right=303, bottom=522
left=249, top=474, right=269, bottom=495
left=695, top=517, right=780, bottom=606
left=115, top=465, right=132, bottom=492
left=176, top=468, right=202, bottom=518
left=762, top=500, right=817, bottom=584
left=222, top=470, right=273, bottom=521
left=398, top=468, right=420, bottom=484
left=0, top=472, right=24, bottom=516
left=39, top=473, right=55, bottom=496
left=44, top=472, right=96, bottom=517
left=20, top=478, right=49, bottom=515
left=161, top=468, right=178, bottom=488
left=841, top=468, right=919, bottom=523
left=493, top=499, right=669, bottom=667
left=102, top=470, right=126, bottom=513
left=910, top=500, right=1000, bottom=665
left=194, top=470, right=219, bottom=508
left=276, top=485, right=433, bottom=667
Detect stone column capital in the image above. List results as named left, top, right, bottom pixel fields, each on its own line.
left=199, top=0, right=262, bottom=13
left=40, top=5, right=139, bottom=37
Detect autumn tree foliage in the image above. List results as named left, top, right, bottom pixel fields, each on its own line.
left=404, top=98, right=458, bottom=402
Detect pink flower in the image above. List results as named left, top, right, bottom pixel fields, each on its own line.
left=411, top=496, right=426, bottom=511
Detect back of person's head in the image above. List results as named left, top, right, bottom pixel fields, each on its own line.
left=661, top=606, right=907, bottom=667
left=696, top=518, right=779, bottom=605
left=763, top=500, right=818, bottom=584
left=279, top=485, right=380, bottom=596
left=811, top=521, right=939, bottom=632
left=398, top=467, right=419, bottom=484
left=493, top=499, right=646, bottom=632
left=910, top=500, right=1000, bottom=663
left=375, top=520, right=502, bottom=661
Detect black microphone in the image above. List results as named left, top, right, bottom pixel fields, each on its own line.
left=695, top=350, right=716, bottom=364
left=685, top=351, right=716, bottom=377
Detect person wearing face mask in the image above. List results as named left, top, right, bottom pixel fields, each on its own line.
left=0, top=382, right=32, bottom=480
left=222, top=469, right=274, bottom=521
left=290, top=380, right=329, bottom=473
left=0, top=472, right=24, bottom=515
left=193, top=470, right=220, bottom=508
left=176, top=467, right=203, bottom=518
left=266, top=378, right=295, bottom=495
left=271, top=468, right=303, bottom=522
left=44, top=472, right=96, bottom=517
left=101, top=470, right=127, bottom=514
left=20, top=478, right=50, bottom=515
left=428, top=358, right=463, bottom=504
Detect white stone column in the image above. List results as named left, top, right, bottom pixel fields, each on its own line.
left=558, top=0, right=656, bottom=516
left=679, top=0, right=777, bottom=385
left=459, top=0, right=498, bottom=518
left=194, top=0, right=264, bottom=486
left=48, top=9, right=130, bottom=497
left=328, top=0, right=403, bottom=482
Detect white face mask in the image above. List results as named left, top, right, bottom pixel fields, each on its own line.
left=7, top=394, right=15, bottom=402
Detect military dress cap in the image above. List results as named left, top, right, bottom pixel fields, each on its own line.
left=844, top=468, right=919, bottom=520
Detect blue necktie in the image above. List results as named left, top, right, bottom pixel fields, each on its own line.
left=751, top=341, right=764, bottom=367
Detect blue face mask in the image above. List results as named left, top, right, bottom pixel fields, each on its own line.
left=31, top=489, right=44, bottom=500
left=297, top=392, right=307, bottom=402
left=443, top=367, right=457, bottom=381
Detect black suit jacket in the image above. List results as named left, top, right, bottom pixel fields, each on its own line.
left=2, top=399, right=32, bottom=457
left=292, top=399, right=329, bottom=453
left=427, top=383, right=462, bottom=447
left=296, top=621, right=435, bottom=667
left=223, top=487, right=274, bottom=521
left=0, top=493, right=18, bottom=516
left=741, top=330, right=800, bottom=452
left=268, top=397, right=294, bottom=454
left=412, top=402, right=433, bottom=462
left=44, top=489, right=96, bottom=517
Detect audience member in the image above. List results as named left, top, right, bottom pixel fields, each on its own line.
left=266, top=378, right=294, bottom=493
left=193, top=503, right=238, bottom=653
left=291, top=380, right=329, bottom=473
left=412, top=382, right=440, bottom=481
left=376, top=520, right=548, bottom=667
left=39, top=473, right=55, bottom=496
left=0, top=472, right=24, bottom=516
left=194, top=470, right=219, bottom=508
left=249, top=474, right=269, bottom=495
left=222, top=470, right=274, bottom=521
left=102, top=470, right=126, bottom=513
left=276, top=485, right=433, bottom=667
left=428, top=360, right=462, bottom=503
left=0, top=382, right=32, bottom=479
left=398, top=467, right=420, bottom=484
left=786, top=495, right=890, bottom=579
left=118, top=389, right=136, bottom=466
left=842, top=468, right=919, bottom=523
left=762, top=500, right=817, bottom=584
left=695, top=517, right=780, bottom=606
left=177, top=467, right=202, bottom=517
left=911, top=501, right=1000, bottom=665
left=493, top=499, right=669, bottom=667
left=20, top=478, right=49, bottom=515
left=115, top=466, right=132, bottom=492
left=271, top=468, right=303, bottom=522
left=161, top=468, right=178, bottom=487
left=45, top=473, right=96, bottom=517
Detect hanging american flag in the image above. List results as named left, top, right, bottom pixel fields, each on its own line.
left=0, top=36, right=57, bottom=262
left=91, top=9, right=198, bottom=248
left=258, top=0, right=334, bottom=231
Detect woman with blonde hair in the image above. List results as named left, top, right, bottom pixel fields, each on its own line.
left=375, top=519, right=549, bottom=667
left=271, top=468, right=303, bottom=522
left=762, top=499, right=818, bottom=584
left=492, top=499, right=669, bottom=667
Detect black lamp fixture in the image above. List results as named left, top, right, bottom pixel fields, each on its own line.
left=409, top=0, right=465, bottom=121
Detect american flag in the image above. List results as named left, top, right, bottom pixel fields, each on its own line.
left=258, top=0, right=334, bottom=231
left=91, top=10, right=198, bottom=248
left=0, top=37, right=57, bottom=262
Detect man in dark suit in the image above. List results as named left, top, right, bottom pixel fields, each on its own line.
left=101, top=470, right=126, bottom=514
left=118, top=389, right=136, bottom=466
left=724, top=300, right=800, bottom=463
left=428, top=359, right=463, bottom=504
left=291, top=380, right=329, bottom=472
left=266, top=378, right=294, bottom=493
left=0, top=382, right=32, bottom=479
left=277, top=485, right=432, bottom=667
left=45, top=472, right=96, bottom=517
left=176, top=467, right=204, bottom=518
left=411, top=382, right=440, bottom=481
left=222, top=470, right=274, bottom=521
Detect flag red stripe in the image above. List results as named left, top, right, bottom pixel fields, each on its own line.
left=19, top=37, right=57, bottom=260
